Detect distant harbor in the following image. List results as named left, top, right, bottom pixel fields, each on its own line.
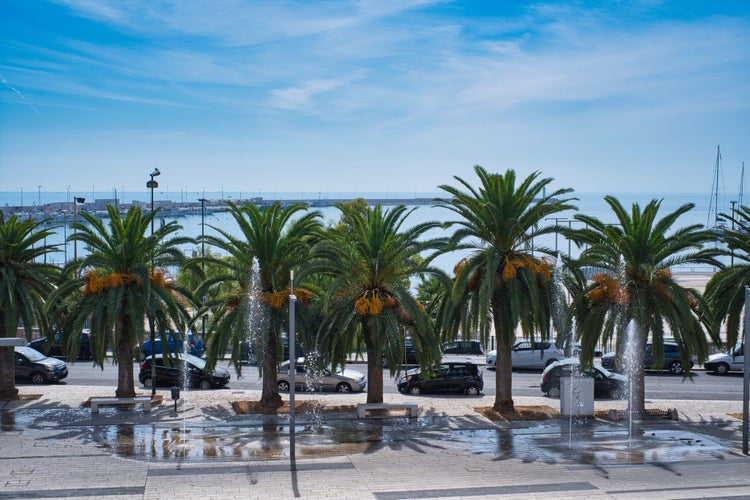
left=1, top=196, right=439, bottom=224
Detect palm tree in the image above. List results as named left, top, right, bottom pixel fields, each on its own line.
left=436, top=166, right=576, bottom=413
left=704, top=204, right=750, bottom=351
left=570, top=196, right=720, bottom=412
left=47, top=205, right=194, bottom=398
left=315, top=202, right=445, bottom=404
left=198, top=201, right=322, bottom=411
left=0, top=214, right=60, bottom=400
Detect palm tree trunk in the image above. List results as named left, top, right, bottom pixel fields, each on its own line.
left=259, top=321, right=282, bottom=412
left=0, top=345, right=18, bottom=400
left=115, top=324, right=136, bottom=398
left=365, top=331, right=383, bottom=404
left=493, top=346, right=514, bottom=413
left=492, top=307, right=514, bottom=413
left=0, top=319, right=18, bottom=400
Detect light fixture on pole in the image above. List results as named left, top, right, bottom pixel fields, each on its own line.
left=146, top=168, right=160, bottom=398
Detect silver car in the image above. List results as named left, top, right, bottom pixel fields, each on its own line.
left=486, top=340, right=577, bottom=370
left=277, top=359, right=366, bottom=393
left=704, top=342, right=745, bottom=375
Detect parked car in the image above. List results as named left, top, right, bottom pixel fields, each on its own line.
left=486, top=340, right=577, bottom=370
left=139, top=353, right=230, bottom=389
left=14, top=345, right=68, bottom=384
left=397, top=361, right=483, bottom=395
left=276, top=358, right=366, bottom=393
left=27, top=330, right=93, bottom=361
left=141, top=331, right=204, bottom=359
left=540, top=358, right=627, bottom=399
left=704, top=342, right=745, bottom=375
left=601, top=341, right=695, bottom=375
left=442, top=340, right=484, bottom=356
left=382, top=339, right=418, bottom=367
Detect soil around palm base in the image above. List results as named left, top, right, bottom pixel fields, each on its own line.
left=232, top=400, right=357, bottom=415
left=1, top=393, right=42, bottom=402
left=476, top=405, right=559, bottom=421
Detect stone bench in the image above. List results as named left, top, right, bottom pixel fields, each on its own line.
left=90, top=396, right=152, bottom=413
left=357, top=402, right=418, bottom=418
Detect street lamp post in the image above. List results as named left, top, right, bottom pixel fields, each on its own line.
left=198, top=198, right=207, bottom=340
left=147, top=168, right=160, bottom=233
left=146, top=168, right=160, bottom=398
left=73, top=197, right=86, bottom=262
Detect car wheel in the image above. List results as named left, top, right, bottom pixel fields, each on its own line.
left=465, top=385, right=480, bottom=396
left=335, top=383, right=352, bottom=393
left=714, top=363, right=730, bottom=375
left=79, top=347, right=93, bottom=361
left=548, top=386, right=560, bottom=398
left=409, top=385, right=422, bottom=395
left=668, top=360, right=683, bottom=375
left=381, top=357, right=388, bottom=368
left=30, top=372, right=47, bottom=385
left=199, top=380, right=212, bottom=390
left=142, top=377, right=153, bottom=389
left=278, top=380, right=290, bottom=392
left=609, top=387, right=623, bottom=400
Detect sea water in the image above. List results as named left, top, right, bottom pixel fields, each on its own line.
left=0, top=190, right=725, bottom=274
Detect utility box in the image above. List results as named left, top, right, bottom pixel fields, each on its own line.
left=560, top=376, right=594, bottom=417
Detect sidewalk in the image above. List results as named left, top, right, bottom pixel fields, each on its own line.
left=1, top=385, right=748, bottom=499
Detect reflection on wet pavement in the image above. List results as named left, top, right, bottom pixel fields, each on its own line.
left=2, top=407, right=731, bottom=466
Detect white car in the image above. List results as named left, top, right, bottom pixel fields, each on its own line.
left=486, top=340, right=577, bottom=370
left=277, top=358, right=367, bottom=393
left=704, top=342, right=745, bottom=375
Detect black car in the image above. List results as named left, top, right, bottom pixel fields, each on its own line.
left=442, top=340, right=484, bottom=356
left=139, top=353, right=230, bottom=389
left=14, top=346, right=68, bottom=384
left=601, top=341, right=695, bottom=375
left=27, top=330, right=93, bottom=361
left=397, top=361, right=483, bottom=395
left=540, top=359, right=627, bottom=399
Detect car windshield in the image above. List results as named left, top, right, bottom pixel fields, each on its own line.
left=183, top=353, right=206, bottom=369
left=16, top=346, right=47, bottom=362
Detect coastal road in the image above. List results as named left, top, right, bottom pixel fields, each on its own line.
left=31, top=359, right=747, bottom=402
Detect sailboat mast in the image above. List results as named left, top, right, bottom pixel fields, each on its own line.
left=708, top=145, right=722, bottom=227
left=740, top=160, right=745, bottom=208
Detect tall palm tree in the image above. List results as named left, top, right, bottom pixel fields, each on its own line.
left=570, top=196, right=719, bottom=411
left=315, top=203, right=444, bottom=404
left=704, top=205, right=750, bottom=351
left=436, top=166, right=576, bottom=413
left=198, top=201, right=322, bottom=411
left=47, top=205, right=194, bottom=398
left=0, top=214, right=60, bottom=400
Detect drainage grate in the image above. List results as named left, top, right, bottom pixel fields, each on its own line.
left=607, top=408, right=678, bottom=421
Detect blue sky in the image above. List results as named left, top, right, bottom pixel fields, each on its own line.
left=1, top=0, right=749, bottom=198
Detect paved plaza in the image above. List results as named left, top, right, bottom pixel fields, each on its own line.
left=1, top=384, right=749, bottom=499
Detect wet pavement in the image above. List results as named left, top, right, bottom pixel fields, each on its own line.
left=1, top=386, right=749, bottom=499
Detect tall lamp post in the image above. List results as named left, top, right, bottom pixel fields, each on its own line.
left=198, top=198, right=207, bottom=340
left=73, top=197, right=86, bottom=262
left=146, top=168, right=160, bottom=398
